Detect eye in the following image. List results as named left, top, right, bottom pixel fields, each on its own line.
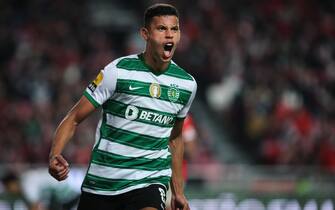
left=171, top=26, right=179, bottom=32
left=157, top=26, right=166, bottom=31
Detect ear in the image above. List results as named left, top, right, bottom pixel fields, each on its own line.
left=140, top=27, right=149, bottom=41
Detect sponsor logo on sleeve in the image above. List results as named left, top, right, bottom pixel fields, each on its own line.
left=88, top=71, right=103, bottom=92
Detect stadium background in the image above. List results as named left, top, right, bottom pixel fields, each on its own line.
left=0, top=0, right=335, bottom=209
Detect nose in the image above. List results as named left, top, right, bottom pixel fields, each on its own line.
left=165, top=29, right=173, bottom=38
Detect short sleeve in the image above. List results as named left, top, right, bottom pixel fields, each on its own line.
left=177, top=80, right=197, bottom=119
left=83, top=65, right=118, bottom=107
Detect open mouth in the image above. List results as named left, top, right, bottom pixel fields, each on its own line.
left=163, top=43, right=174, bottom=58
left=164, top=43, right=174, bottom=51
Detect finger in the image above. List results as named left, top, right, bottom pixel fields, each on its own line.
left=49, top=166, right=61, bottom=176
left=49, top=167, right=62, bottom=177
left=50, top=163, right=66, bottom=172
left=58, top=171, right=69, bottom=181
left=49, top=166, right=68, bottom=181
left=54, top=171, right=68, bottom=181
left=49, top=163, right=66, bottom=174
left=59, top=175, right=68, bottom=181
left=56, top=175, right=67, bottom=181
left=181, top=202, right=186, bottom=210
left=50, top=171, right=61, bottom=180
left=182, top=199, right=190, bottom=210
left=183, top=203, right=190, bottom=210
left=50, top=157, right=65, bottom=172
left=55, top=155, right=69, bottom=167
left=57, top=167, right=69, bottom=178
left=49, top=169, right=56, bottom=178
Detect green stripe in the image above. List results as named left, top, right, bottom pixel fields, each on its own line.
left=104, top=99, right=175, bottom=117
left=167, top=63, right=194, bottom=81
left=81, top=112, right=104, bottom=192
left=103, top=100, right=176, bottom=128
left=116, top=57, right=194, bottom=81
left=83, top=91, right=100, bottom=108
left=92, top=150, right=171, bottom=171
left=105, top=111, right=174, bottom=129
left=116, top=79, right=191, bottom=105
left=116, top=58, right=150, bottom=72
left=83, top=174, right=170, bottom=192
left=100, top=124, right=169, bottom=150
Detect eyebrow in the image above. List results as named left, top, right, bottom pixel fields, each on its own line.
left=156, top=24, right=179, bottom=28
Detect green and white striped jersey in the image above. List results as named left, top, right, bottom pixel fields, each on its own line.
left=82, top=54, right=197, bottom=196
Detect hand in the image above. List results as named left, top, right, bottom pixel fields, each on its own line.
left=48, top=154, right=70, bottom=181
left=171, top=193, right=190, bottom=210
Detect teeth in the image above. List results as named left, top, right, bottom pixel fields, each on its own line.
left=164, top=43, right=173, bottom=51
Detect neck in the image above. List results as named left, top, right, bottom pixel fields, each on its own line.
left=142, top=51, right=169, bottom=73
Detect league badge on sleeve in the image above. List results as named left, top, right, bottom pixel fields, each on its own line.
left=88, top=71, right=103, bottom=92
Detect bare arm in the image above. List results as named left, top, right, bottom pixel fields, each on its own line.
left=169, top=118, right=190, bottom=210
left=48, top=96, right=96, bottom=181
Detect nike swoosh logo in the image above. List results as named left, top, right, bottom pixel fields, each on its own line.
left=129, top=85, right=143, bottom=91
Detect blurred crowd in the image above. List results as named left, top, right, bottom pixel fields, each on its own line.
left=0, top=0, right=216, bottom=166
left=0, top=0, right=334, bottom=173
left=0, top=0, right=119, bottom=164
left=178, top=0, right=335, bottom=171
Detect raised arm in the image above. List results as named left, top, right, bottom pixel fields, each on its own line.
left=48, top=96, right=96, bottom=181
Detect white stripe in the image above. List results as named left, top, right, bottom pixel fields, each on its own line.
left=82, top=183, right=167, bottom=196
left=93, top=117, right=103, bottom=149
left=112, top=93, right=183, bottom=114
left=105, top=54, right=138, bottom=69
left=117, top=68, right=194, bottom=91
left=88, top=163, right=172, bottom=180
left=105, top=114, right=172, bottom=139
left=98, top=139, right=170, bottom=159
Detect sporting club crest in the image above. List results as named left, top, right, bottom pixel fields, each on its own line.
left=168, top=84, right=180, bottom=102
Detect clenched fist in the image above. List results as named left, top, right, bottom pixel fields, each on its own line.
left=171, top=193, right=190, bottom=210
left=48, top=154, right=70, bottom=181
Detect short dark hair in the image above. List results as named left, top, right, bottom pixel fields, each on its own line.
left=1, top=172, right=18, bottom=185
left=144, top=3, right=179, bottom=27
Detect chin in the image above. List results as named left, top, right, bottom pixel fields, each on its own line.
left=161, top=53, right=174, bottom=62
left=161, top=57, right=172, bottom=62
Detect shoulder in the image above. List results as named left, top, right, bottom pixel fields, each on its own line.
left=101, top=54, right=143, bottom=80
left=169, top=61, right=196, bottom=83
left=169, top=61, right=197, bottom=91
left=104, top=54, right=140, bottom=71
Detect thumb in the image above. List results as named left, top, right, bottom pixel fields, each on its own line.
left=55, top=155, right=69, bottom=167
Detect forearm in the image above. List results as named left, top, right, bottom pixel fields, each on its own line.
left=49, top=114, right=78, bottom=158
left=169, top=135, right=185, bottom=195
left=49, top=96, right=94, bottom=159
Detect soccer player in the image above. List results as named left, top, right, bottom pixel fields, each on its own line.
left=0, top=172, right=30, bottom=210
left=48, top=3, right=197, bottom=210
